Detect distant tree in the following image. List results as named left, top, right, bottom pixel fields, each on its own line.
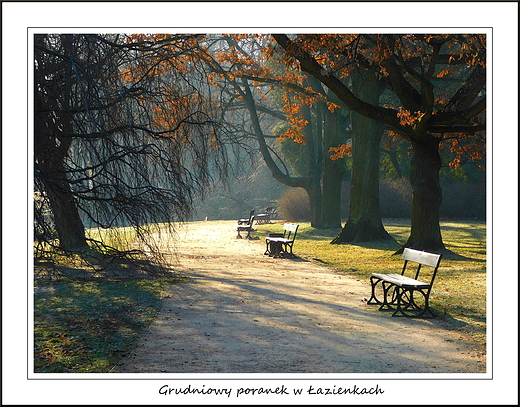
left=34, top=34, right=229, bottom=270
left=274, top=34, right=486, bottom=251
left=203, top=34, right=349, bottom=228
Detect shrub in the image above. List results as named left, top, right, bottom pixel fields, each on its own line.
left=277, top=188, right=311, bottom=221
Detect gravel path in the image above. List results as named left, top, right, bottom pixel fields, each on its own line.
left=111, top=220, right=486, bottom=374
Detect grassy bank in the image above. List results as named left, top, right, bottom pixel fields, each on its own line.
left=34, top=279, right=181, bottom=373
left=255, top=219, right=487, bottom=344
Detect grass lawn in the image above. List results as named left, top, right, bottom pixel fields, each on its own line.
left=255, top=219, right=487, bottom=344
left=33, top=279, right=180, bottom=373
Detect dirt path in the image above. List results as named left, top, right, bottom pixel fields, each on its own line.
left=111, top=220, right=486, bottom=374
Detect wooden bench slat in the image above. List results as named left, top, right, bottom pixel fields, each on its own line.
left=371, top=273, right=430, bottom=288
left=402, top=248, right=441, bottom=268
left=265, top=237, right=293, bottom=243
left=282, top=223, right=298, bottom=233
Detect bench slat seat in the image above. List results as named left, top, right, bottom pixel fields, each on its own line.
left=370, top=273, right=430, bottom=288
left=367, top=248, right=442, bottom=318
left=264, top=237, right=293, bottom=244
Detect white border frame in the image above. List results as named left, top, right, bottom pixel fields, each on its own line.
left=3, top=1, right=518, bottom=405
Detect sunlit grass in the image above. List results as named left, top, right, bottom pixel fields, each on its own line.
left=255, top=219, right=487, bottom=343
left=85, top=226, right=139, bottom=252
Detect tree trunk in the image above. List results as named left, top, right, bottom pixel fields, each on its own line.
left=332, top=69, right=393, bottom=243
left=331, top=115, right=392, bottom=243
left=34, top=48, right=90, bottom=253
left=320, top=107, right=345, bottom=229
left=305, top=180, right=323, bottom=227
left=45, top=176, right=90, bottom=252
left=403, top=135, right=445, bottom=252
left=301, top=99, right=324, bottom=228
left=35, top=141, right=90, bottom=252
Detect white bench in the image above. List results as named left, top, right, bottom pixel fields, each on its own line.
left=236, top=211, right=255, bottom=239
left=255, top=206, right=276, bottom=225
left=367, top=248, right=442, bottom=318
left=264, top=223, right=299, bottom=258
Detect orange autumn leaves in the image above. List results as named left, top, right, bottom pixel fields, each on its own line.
left=442, top=135, right=485, bottom=169
left=117, top=34, right=485, bottom=168
left=397, top=107, right=423, bottom=127
left=329, top=143, right=352, bottom=160
left=210, top=34, right=344, bottom=144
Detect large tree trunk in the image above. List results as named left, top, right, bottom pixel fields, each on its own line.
left=34, top=48, right=89, bottom=253
left=403, top=134, right=445, bottom=252
left=35, top=137, right=90, bottom=252
left=332, top=70, right=393, bottom=243
left=331, top=114, right=392, bottom=243
left=301, top=99, right=324, bottom=228
left=42, top=170, right=89, bottom=252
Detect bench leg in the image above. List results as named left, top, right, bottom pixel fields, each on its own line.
left=367, top=276, right=384, bottom=305
left=380, top=281, right=400, bottom=311
left=237, top=227, right=253, bottom=239
left=390, top=287, right=409, bottom=317
left=368, top=279, right=400, bottom=313
left=264, top=240, right=271, bottom=255
left=368, top=278, right=398, bottom=311
left=278, top=242, right=295, bottom=258
left=391, top=287, right=436, bottom=318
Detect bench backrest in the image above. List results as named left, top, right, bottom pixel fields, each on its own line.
left=283, top=223, right=299, bottom=240
left=401, top=247, right=442, bottom=285
left=402, top=248, right=442, bottom=268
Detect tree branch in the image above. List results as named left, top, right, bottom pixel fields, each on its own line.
left=272, top=34, right=405, bottom=133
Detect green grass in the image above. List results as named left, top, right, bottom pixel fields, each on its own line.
left=255, top=219, right=487, bottom=343
left=33, top=279, right=182, bottom=373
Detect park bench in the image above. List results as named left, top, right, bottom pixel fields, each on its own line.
left=367, top=247, right=442, bottom=318
left=255, top=206, right=276, bottom=225
left=238, top=210, right=254, bottom=225
left=264, top=223, right=299, bottom=258
left=236, top=211, right=255, bottom=239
